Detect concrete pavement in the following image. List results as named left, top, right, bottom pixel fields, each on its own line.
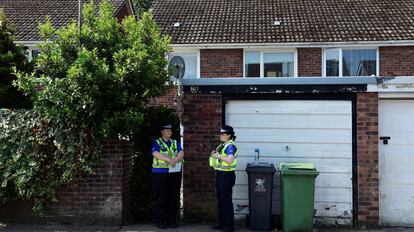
left=1, top=223, right=414, bottom=232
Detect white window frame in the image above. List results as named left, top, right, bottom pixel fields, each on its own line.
left=322, top=47, right=379, bottom=77
left=169, top=48, right=200, bottom=79
left=243, top=48, right=298, bottom=78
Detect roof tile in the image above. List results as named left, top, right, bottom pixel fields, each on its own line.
left=1, top=0, right=127, bottom=41
left=152, top=0, right=414, bottom=44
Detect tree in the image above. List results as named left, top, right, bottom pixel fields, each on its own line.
left=0, top=9, right=32, bottom=109
left=0, top=0, right=171, bottom=214
left=15, top=0, right=171, bottom=139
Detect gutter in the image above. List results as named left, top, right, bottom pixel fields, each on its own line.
left=182, top=77, right=378, bottom=86
left=171, top=40, right=414, bottom=49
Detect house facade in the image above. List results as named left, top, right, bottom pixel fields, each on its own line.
left=2, top=0, right=414, bottom=227
left=152, top=0, right=414, bottom=227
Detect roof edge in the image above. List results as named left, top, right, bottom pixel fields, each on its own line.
left=171, top=40, right=414, bottom=49
left=181, top=77, right=379, bottom=86
left=17, top=39, right=414, bottom=46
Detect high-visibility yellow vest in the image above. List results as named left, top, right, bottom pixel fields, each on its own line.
left=152, top=138, right=180, bottom=168
left=210, top=140, right=238, bottom=171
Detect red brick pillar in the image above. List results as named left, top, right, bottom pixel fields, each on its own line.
left=182, top=93, right=222, bottom=221
left=356, top=92, right=379, bottom=225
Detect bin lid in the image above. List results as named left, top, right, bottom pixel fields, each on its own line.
left=246, top=162, right=276, bottom=173
left=279, top=162, right=315, bottom=170
left=279, top=162, right=319, bottom=176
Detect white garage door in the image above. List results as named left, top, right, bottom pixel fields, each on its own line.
left=226, top=100, right=353, bottom=225
left=379, top=100, right=414, bottom=226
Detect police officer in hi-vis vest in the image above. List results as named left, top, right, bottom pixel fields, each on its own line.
left=210, top=125, right=238, bottom=232
left=152, top=122, right=184, bottom=229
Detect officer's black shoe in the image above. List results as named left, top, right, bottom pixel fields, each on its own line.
left=156, top=223, right=167, bottom=229
left=211, top=224, right=223, bottom=230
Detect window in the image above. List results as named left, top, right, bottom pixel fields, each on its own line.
left=245, top=51, right=260, bottom=77
left=169, top=52, right=199, bottom=79
left=264, top=52, right=294, bottom=77
left=31, top=49, right=40, bottom=60
left=325, top=49, right=339, bottom=77
left=26, top=48, right=40, bottom=61
left=245, top=50, right=296, bottom=78
left=324, top=48, right=378, bottom=77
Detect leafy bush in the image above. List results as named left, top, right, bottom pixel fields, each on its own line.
left=132, top=0, right=153, bottom=18
left=0, top=0, right=171, bottom=214
left=0, top=109, right=99, bottom=214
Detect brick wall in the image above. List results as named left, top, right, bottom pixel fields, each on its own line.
left=380, top=46, right=414, bottom=76
left=200, top=49, right=243, bottom=78
left=122, top=140, right=131, bottom=223
left=356, top=92, right=379, bottom=225
left=298, top=48, right=322, bottom=77
left=195, top=46, right=414, bottom=78
left=148, top=86, right=182, bottom=116
left=182, top=93, right=222, bottom=221
left=0, top=139, right=132, bottom=225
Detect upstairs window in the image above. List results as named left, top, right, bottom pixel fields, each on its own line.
left=245, top=50, right=296, bottom=78
left=264, top=52, right=294, bottom=77
left=245, top=51, right=260, bottom=77
left=324, top=48, right=378, bottom=77
left=169, top=51, right=199, bottom=79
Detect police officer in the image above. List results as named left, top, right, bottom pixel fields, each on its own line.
left=152, top=122, right=184, bottom=229
left=210, top=125, right=238, bottom=232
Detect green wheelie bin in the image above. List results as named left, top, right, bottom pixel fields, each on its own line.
left=279, top=163, right=319, bottom=232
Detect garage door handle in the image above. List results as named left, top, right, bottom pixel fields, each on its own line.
left=380, top=136, right=391, bottom=145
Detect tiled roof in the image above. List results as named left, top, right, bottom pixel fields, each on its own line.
left=152, top=0, right=414, bottom=44
left=1, top=0, right=127, bottom=41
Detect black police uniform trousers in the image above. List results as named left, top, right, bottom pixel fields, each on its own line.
left=216, top=170, right=236, bottom=230
left=152, top=171, right=182, bottom=225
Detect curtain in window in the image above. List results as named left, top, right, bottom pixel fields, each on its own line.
left=342, top=49, right=376, bottom=76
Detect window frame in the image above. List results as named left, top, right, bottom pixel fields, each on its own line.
left=26, top=46, right=40, bottom=62
left=169, top=48, right=200, bottom=79
left=322, top=47, right=379, bottom=77
left=243, top=48, right=298, bottom=78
